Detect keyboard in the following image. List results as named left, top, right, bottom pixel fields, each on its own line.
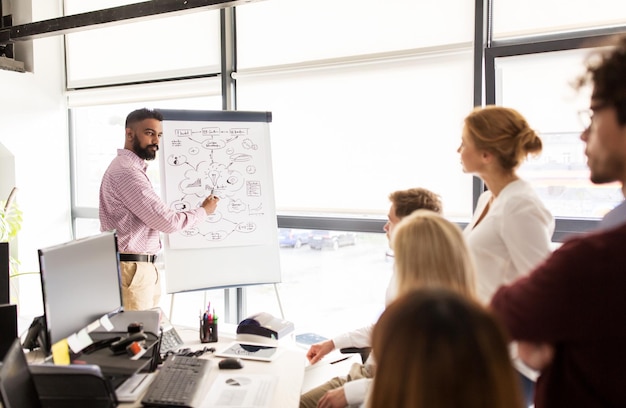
left=141, top=355, right=211, bottom=407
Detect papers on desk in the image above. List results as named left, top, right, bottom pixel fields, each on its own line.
left=201, top=373, right=278, bottom=407
left=115, top=372, right=156, bottom=402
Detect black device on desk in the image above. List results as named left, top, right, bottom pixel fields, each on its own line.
left=109, top=332, right=148, bottom=355
left=79, top=324, right=161, bottom=389
left=151, top=307, right=185, bottom=354
left=0, top=304, right=17, bottom=360
left=141, top=355, right=212, bottom=408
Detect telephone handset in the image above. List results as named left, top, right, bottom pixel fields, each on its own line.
left=22, top=315, right=48, bottom=352
left=109, top=332, right=148, bottom=354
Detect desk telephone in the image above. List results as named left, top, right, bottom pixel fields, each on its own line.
left=151, top=307, right=185, bottom=354
left=109, top=332, right=148, bottom=354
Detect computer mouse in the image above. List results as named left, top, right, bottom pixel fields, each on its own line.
left=218, top=357, right=244, bottom=369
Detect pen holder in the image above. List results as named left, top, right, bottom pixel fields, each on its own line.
left=200, top=319, right=218, bottom=343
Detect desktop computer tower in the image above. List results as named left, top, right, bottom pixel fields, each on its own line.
left=0, top=304, right=17, bottom=360
left=1, top=243, right=18, bottom=361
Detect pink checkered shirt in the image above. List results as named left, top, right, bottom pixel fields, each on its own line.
left=99, top=149, right=207, bottom=254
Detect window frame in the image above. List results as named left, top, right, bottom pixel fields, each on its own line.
left=56, top=1, right=626, bottom=326
left=64, top=4, right=626, bottom=245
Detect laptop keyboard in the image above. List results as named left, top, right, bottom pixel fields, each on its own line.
left=141, top=355, right=210, bottom=407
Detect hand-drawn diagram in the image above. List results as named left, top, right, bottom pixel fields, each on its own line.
left=160, top=120, right=275, bottom=249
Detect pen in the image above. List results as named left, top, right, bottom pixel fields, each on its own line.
left=330, top=356, right=350, bottom=364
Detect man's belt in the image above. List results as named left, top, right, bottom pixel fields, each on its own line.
left=119, top=253, right=157, bottom=263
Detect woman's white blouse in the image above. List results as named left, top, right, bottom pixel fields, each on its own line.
left=464, top=179, right=555, bottom=304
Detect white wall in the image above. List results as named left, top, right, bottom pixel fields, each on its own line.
left=0, top=0, right=69, bottom=317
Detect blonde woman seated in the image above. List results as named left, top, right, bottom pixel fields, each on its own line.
left=301, top=210, right=476, bottom=408
left=367, top=288, right=524, bottom=408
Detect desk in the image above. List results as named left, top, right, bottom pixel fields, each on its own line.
left=120, top=326, right=305, bottom=408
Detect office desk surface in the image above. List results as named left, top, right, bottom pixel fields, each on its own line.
left=120, top=326, right=305, bottom=408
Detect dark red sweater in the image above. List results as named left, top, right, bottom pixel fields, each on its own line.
left=491, top=223, right=626, bottom=408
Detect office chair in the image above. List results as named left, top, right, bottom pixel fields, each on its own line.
left=340, top=347, right=371, bottom=364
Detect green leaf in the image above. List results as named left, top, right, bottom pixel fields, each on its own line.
left=0, top=201, right=22, bottom=242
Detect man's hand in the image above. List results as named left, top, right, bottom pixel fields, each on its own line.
left=317, top=387, right=347, bottom=408
left=201, top=195, right=219, bottom=214
left=306, top=340, right=335, bottom=364
left=518, top=341, right=554, bottom=371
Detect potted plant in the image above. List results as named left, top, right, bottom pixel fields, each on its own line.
left=1, top=199, right=22, bottom=243
left=1, top=190, right=24, bottom=303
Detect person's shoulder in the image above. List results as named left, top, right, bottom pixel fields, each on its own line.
left=501, top=180, right=550, bottom=211
left=560, top=223, right=626, bottom=256
left=476, top=190, right=492, bottom=206
left=591, top=221, right=626, bottom=241
left=599, top=201, right=626, bottom=231
left=110, top=150, right=140, bottom=170
left=501, top=179, right=538, bottom=198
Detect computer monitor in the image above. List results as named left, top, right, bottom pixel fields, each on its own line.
left=38, top=231, right=123, bottom=351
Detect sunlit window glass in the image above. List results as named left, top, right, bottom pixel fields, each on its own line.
left=495, top=49, right=622, bottom=218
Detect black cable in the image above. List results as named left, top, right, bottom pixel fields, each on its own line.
left=162, top=346, right=215, bottom=359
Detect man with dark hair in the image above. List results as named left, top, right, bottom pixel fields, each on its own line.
left=100, top=108, right=219, bottom=310
left=490, top=35, right=626, bottom=407
left=383, top=188, right=442, bottom=303
left=386, top=188, right=442, bottom=231
left=576, top=35, right=626, bottom=230
left=300, top=187, right=442, bottom=408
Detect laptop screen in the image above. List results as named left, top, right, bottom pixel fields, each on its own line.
left=0, top=339, right=42, bottom=408
left=38, top=231, right=123, bottom=351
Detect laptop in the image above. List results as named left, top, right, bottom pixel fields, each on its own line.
left=0, top=339, right=42, bottom=408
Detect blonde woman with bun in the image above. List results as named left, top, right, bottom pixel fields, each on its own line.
left=459, top=105, right=554, bottom=304
left=458, top=105, right=555, bottom=403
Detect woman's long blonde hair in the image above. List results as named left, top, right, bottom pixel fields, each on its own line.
left=391, top=209, right=476, bottom=298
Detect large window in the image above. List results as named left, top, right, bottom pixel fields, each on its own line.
left=496, top=49, right=622, bottom=219
left=64, top=0, right=221, bottom=88
left=236, top=0, right=474, bottom=68
left=69, top=80, right=222, bottom=210
left=170, top=230, right=392, bottom=334
left=236, top=52, right=475, bottom=218
left=60, top=1, right=626, bottom=336
left=492, top=0, right=626, bottom=39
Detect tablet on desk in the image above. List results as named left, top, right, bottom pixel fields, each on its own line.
left=215, top=341, right=281, bottom=362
